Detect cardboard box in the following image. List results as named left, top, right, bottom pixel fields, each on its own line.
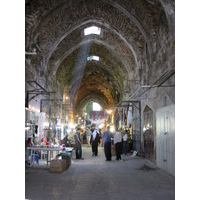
left=62, top=155, right=71, bottom=169
left=50, top=159, right=66, bottom=173
left=67, top=157, right=71, bottom=167
left=55, top=152, right=72, bottom=170
left=62, top=158, right=70, bottom=169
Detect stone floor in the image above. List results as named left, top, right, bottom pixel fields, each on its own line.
left=25, top=146, right=175, bottom=200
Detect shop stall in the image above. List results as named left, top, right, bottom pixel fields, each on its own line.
left=27, top=145, right=73, bottom=167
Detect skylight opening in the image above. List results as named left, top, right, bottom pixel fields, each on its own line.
left=84, top=26, right=101, bottom=36
left=87, top=55, right=99, bottom=61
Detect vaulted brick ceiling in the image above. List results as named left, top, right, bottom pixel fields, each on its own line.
left=25, top=0, right=174, bottom=114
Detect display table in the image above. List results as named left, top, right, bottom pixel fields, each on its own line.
left=26, top=146, right=73, bottom=167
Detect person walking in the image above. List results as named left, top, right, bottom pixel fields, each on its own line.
left=114, top=127, right=122, bottom=161
left=74, top=127, right=84, bottom=159
left=86, top=126, right=92, bottom=147
left=123, top=130, right=128, bottom=155
left=90, top=125, right=100, bottom=156
left=102, top=126, right=113, bottom=161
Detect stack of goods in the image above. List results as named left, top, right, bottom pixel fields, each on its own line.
left=55, top=153, right=72, bottom=170
left=50, top=159, right=66, bottom=173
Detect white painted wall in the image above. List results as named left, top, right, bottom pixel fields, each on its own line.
left=156, top=104, right=175, bottom=177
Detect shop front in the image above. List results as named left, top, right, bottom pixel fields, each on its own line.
left=25, top=108, right=73, bottom=167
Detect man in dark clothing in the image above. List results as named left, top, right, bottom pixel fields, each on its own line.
left=74, top=127, right=84, bottom=159
left=102, top=126, right=114, bottom=161
left=62, top=135, right=68, bottom=147
left=90, top=125, right=100, bottom=156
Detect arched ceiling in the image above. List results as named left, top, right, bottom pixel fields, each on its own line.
left=25, top=0, right=174, bottom=115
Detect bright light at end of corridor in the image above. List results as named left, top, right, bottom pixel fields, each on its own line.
left=110, top=126, right=115, bottom=133
left=107, top=110, right=112, bottom=114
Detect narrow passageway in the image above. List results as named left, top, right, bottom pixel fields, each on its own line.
left=25, top=146, right=175, bottom=200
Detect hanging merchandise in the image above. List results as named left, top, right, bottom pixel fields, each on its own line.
left=114, top=108, right=119, bottom=129
left=99, top=110, right=104, bottom=120
left=88, top=110, right=109, bottom=122
left=119, top=109, right=122, bottom=127
left=95, top=111, right=99, bottom=121
left=38, top=112, right=45, bottom=141
left=112, top=114, right=114, bottom=124
left=104, top=110, right=108, bottom=120
left=35, top=125, right=38, bottom=134
left=121, top=109, right=124, bottom=125
left=92, top=111, right=96, bottom=121
left=66, top=116, right=68, bottom=122
left=118, top=109, right=121, bottom=121
left=89, top=110, right=92, bottom=120
left=108, top=115, right=111, bottom=124
left=127, top=103, right=132, bottom=127
left=124, top=109, right=127, bottom=124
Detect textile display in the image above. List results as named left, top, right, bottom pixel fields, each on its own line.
left=124, top=109, right=127, bottom=125
left=127, top=103, right=132, bottom=127
left=92, top=111, right=96, bottom=121
left=89, top=111, right=92, bottom=119
left=121, top=109, right=124, bottom=124
left=114, top=108, right=119, bottom=129
left=99, top=110, right=104, bottom=119
left=104, top=110, right=108, bottom=120
left=88, top=110, right=108, bottom=122
left=38, top=112, right=45, bottom=141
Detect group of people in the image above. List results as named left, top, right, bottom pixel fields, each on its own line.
left=102, top=126, right=128, bottom=161
left=74, top=125, right=128, bottom=161
left=74, top=124, right=101, bottom=159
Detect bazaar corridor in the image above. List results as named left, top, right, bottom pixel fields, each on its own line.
left=24, top=1, right=176, bottom=199
left=25, top=146, right=175, bottom=200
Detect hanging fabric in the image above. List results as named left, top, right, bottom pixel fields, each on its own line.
left=99, top=110, right=104, bottom=120
left=89, top=110, right=92, bottom=120
left=118, top=109, right=121, bottom=121
left=92, top=111, right=96, bottom=121
left=95, top=111, right=99, bottom=121
left=104, top=110, right=108, bottom=120
left=127, top=103, right=132, bottom=127
left=121, top=109, right=124, bottom=125
left=124, top=109, right=126, bottom=124
left=114, top=108, right=119, bottom=129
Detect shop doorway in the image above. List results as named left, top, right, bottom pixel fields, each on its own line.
left=143, top=105, right=155, bottom=163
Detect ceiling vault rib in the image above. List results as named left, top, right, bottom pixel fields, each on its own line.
left=43, top=19, right=138, bottom=74
left=103, top=0, right=151, bottom=60
left=48, top=39, right=131, bottom=83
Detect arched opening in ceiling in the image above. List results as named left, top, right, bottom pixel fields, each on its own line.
left=84, top=26, right=101, bottom=36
